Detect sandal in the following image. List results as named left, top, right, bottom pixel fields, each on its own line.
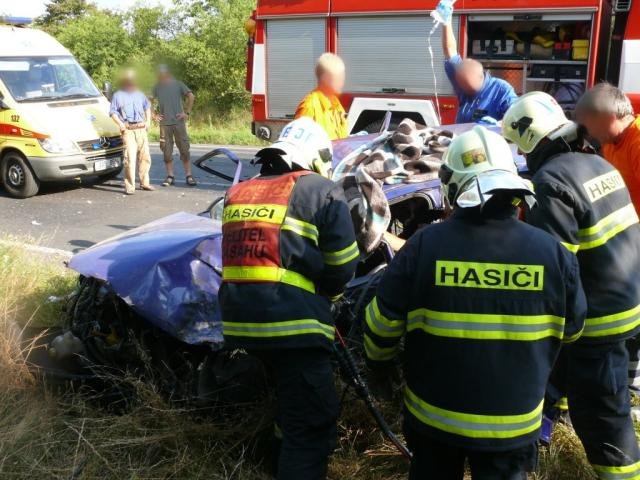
left=186, top=175, right=197, bottom=187
left=162, top=175, right=175, bottom=187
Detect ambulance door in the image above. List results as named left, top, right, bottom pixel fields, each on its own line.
left=0, top=83, right=8, bottom=149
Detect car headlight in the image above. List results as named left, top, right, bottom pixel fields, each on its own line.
left=39, top=137, right=79, bottom=154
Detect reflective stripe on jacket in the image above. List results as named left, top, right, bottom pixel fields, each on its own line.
left=526, top=150, right=640, bottom=342
left=364, top=208, right=586, bottom=450
left=220, top=171, right=358, bottom=350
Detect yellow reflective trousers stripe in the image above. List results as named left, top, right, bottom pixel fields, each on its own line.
left=365, top=297, right=405, bottom=338
left=407, top=309, right=566, bottom=341
left=322, top=241, right=360, bottom=266
left=583, top=304, right=640, bottom=338
left=593, top=460, right=640, bottom=480
left=364, top=333, right=399, bottom=361
left=555, top=397, right=569, bottom=411
left=577, top=204, right=638, bottom=251
left=282, top=216, right=319, bottom=244
left=222, top=266, right=315, bottom=293
left=404, top=387, right=544, bottom=439
left=224, top=319, right=335, bottom=341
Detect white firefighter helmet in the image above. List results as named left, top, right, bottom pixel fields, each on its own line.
left=254, top=117, right=333, bottom=177
left=439, top=125, right=534, bottom=208
left=502, top=91, right=570, bottom=154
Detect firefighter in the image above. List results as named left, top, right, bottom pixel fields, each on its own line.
left=295, top=53, right=348, bottom=140
left=442, top=18, right=517, bottom=123
left=219, top=117, right=359, bottom=480
left=364, top=125, right=587, bottom=479
left=577, top=83, right=640, bottom=394
left=503, top=92, right=640, bottom=480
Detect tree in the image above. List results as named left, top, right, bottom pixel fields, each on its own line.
left=37, top=0, right=97, bottom=32
left=42, top=0, right=257, bottom=112
left=160, top=0, right=256, bottom=110
left=126, top=6, right=167, bottom=51
left=55, top=11, right=133, bottom=88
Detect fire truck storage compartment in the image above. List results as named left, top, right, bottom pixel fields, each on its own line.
left=465, top=13, right=592, bottom=109
left=266, top=18, right=326, bottom=119
left=336, top=15, right=459, bottom=96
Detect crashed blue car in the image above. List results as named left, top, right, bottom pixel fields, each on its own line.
left=55, top=122, right=525, bottom=405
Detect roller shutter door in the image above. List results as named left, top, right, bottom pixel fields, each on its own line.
left=266, top=18, right=326, bottom=118
left=337, top=15, right=459, bottom=95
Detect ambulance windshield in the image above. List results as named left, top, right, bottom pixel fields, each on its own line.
left=0, top=56, right=100, bottom=102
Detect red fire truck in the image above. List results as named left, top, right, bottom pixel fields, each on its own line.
left=246, top=0, right=639, bottom=140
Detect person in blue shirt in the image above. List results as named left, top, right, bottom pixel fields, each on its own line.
left=109, top=69, right=154, bottom=195
left=442, top=20, right=517, bottom=123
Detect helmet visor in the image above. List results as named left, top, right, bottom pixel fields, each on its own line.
left=252, top=141, right=302, bottom=166
left=456, top=170, right=535, bottom=209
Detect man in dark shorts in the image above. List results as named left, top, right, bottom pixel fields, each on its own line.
left=152, top=65, right=196, bottom=187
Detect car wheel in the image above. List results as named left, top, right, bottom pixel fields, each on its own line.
left=1, top=151, right=40, bottom=198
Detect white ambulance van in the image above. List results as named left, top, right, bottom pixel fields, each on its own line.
left=0, top=17, right=122, bottom=198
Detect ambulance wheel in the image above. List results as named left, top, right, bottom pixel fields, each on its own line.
left=1, top=151, right=40, bottom=198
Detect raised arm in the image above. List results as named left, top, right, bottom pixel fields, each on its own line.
left=442, top=19, right=458, bottom=60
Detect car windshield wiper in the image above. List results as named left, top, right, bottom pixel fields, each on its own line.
left=19, top=93, right=99, bottom=103
left=60, top=93, right=99, bottom=100
left=19, top=95, right=62, bottom=103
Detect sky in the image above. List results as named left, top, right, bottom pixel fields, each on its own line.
left=3, top=0, right=173, bottom=19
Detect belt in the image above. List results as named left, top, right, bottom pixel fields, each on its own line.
left=126, top=123, right=147, bottom=130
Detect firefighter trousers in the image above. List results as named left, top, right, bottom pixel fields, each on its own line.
left=549, top=340, right=640, bottom=478
left=404, top=427, right=537, bottom=479
left=255, top=348, right=339, bottom=480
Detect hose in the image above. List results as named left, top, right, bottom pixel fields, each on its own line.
left=334, top=328, right=412, bottom=459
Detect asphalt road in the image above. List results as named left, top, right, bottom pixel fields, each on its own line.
left=0, top=144, right=260, bottom=252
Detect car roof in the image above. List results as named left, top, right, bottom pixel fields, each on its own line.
left=0, top=25, right=71, bottom=57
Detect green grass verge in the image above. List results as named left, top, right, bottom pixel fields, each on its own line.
left=0, top=240, right=75, bottom=328
left=0, top=240, right=625, bottom=478
left=147, top=109, right=267, bottom=146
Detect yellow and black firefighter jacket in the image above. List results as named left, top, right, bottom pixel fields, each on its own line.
left=219, top=170, right=359, bottom=351
left=364, top=207, right=587, bottom=451
left=526, top=141, right=640, bottom=343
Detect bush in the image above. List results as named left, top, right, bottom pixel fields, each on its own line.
left=54, top=11, right=135, bottom=89
left=41, top=0, right=256, bottom=114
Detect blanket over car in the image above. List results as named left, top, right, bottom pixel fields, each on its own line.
left=333, top=118, right=454, bottom=253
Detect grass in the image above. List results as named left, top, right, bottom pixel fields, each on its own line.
left=147, top=109, right=267, bottom=147
left=0, top=239, right=622, bottom=479
left=0, top=239, right=75, bottom=328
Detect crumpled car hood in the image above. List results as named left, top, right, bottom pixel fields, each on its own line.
left=69, top=212, right=224, bottom=346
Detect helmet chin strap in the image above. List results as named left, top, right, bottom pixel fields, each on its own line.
left=548, top=122, right=579, bottom=151
left=476, top=178, right=488, bottom=210
left=311, top=158, right=331, bottom=178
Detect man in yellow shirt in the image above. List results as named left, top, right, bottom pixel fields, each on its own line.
left=295, top=53, right=348, bottom=140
